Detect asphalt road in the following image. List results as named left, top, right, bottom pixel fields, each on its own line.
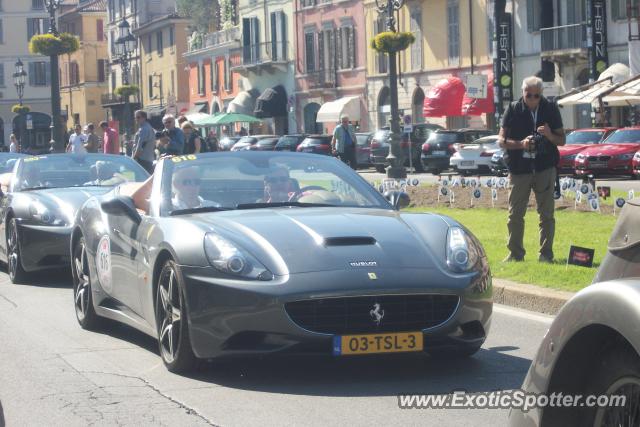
left=0, top=270, right=553, bottom=427
left=357, top=169, right=640, bottom=192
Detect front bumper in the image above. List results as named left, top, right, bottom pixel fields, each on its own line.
left=17, top=221, right=73, bottom=272
left=574, top=160, right=634, bottom=176
left=180, top=266, right=492, bottom=360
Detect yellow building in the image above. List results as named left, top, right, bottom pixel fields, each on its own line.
left=365, top=0, right=495, bottom=129
left=134, top=13, right=190, bottom=128
left=58, top=0, right=109, bottom=131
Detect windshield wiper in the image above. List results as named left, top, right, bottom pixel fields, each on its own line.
left=21, top=186, right=56, bottom=192
left=235, top=202, right=336, bottom=210
left=169, top=206, right=230, bottom=216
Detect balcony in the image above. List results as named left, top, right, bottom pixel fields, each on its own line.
left=230, top=41, right=290, bottom=75
left=187, top=26, right=241, bottom=55
left=541, top=23, right=588, bottom=61
left=306, top=68, right=336, bottom=90
left=101, top=93, right=140, bottom=107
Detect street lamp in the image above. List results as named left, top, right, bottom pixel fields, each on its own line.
left=114, top=18, right=137, bottom=139
left=374, top=0, right=406, bottom=179
left=13, top=59, right=27, bottom=106
left=44, top=0, right=63, bottom=152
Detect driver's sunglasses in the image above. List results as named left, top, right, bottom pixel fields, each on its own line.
left=525, top=93, right=541, bottom=99
left=180, top=178, right=201, bottom=186
left=265, top=176, right=289, bottom=184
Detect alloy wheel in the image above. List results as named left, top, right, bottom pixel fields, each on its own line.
left=594, top=377, right=640, bottom=427
left=73, top=240, right=90, bottom=321
left=157, top=267, right=182, bottom=364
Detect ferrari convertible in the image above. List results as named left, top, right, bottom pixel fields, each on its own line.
left=71, top=152, right=492, bottom=372
left=0, top=154, right=149, bottom=283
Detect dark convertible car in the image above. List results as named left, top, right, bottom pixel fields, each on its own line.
left=71, top=152, right=492, bottom=373
left=0, top=154, right=148, bottom=283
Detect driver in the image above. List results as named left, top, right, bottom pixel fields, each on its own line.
left=171, top=166, right=219, bottom=210
left=21, top=165, right=44, bottom=190
left=263, top=166, right=295, bottom=203
left=85, top=161, right=127, bottom=186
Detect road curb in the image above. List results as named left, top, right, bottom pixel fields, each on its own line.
left=493, top=278, right=575, bottom=315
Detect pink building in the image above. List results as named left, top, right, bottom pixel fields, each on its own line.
left=294, top=0, right=368, bottom=135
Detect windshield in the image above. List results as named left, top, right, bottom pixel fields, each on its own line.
left=161, top=153, right=389, bottom=216
left=276, top=136, right=302, bottom=147
left=566, top=131, right=604, bottom=145
left=356, top=134, right=371, bottom=146
left=603, top=130, right=640, bottom=144
left=0, top=154, right=25, bottom=174
left=14, top=154, right=148, bottom=192
left=237, top=137, right=256, bottom=145
left=373, top=131, right=390, bottom=141
left=427, top=133, right=464, bottom=144
left=302, top=137, right=331, bottom=145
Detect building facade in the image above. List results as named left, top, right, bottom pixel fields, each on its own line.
left=364, top=0, right=495, bottom=131
left=231, top=0, right=296, bottom=135
left=511, top=0, right=635, bottom=129
left=135, top=13, right=190, bottom=128
left=293, top=0, right=368, bottom=134
left=0, top=0, right=53, bottom=147
left=58, top=0, right=109, bottom=131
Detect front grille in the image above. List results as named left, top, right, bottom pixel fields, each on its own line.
left=589, top=161, right=609, bottom=168
left=588, top=155, right=611, bottom=161
left=285, top=294, right=460, bottom=335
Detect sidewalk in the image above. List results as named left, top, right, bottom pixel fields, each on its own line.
left=492, top=278, right=575, bottom=315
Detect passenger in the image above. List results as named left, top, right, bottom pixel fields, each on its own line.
left=263, top=166, right=296, bottom=203
left=171, top=166, right=219, bottom=210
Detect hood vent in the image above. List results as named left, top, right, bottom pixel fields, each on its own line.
left=324, top=236, right=376, bottom=247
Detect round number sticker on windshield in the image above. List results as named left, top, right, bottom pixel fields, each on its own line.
left=96, top=235, right=112, bottom=293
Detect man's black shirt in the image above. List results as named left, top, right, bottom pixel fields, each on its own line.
left=501, top=96, right=563, bottom=175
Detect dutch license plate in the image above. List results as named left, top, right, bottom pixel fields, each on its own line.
left=461, top=161, right=475, bottom=166
left=432, top=150, right=446, bottom=156
left=332, top=332, right=423, bottom=356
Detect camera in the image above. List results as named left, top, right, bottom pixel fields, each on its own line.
left=529, top=131, right=546, bottom=155
left=155, top=129, right=170, bottom=139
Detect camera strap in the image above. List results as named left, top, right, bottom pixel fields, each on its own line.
left=531, top=107, right=538, bottom=132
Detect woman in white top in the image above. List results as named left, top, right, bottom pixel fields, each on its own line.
left=9, top=134, right=18, bottom=153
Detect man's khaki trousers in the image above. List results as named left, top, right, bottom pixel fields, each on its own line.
left=507, top=167, right=556, bottom=260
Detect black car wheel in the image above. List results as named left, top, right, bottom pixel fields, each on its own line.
left=72, top=236, right=101, bottom=330
left=155, top=260, right=196, bottom=373
left=585, top=344, right=640, bottom=427
left=7, top=218, right=27, bottom=284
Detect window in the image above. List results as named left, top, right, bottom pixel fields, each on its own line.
left=224, top=55, right=231, bottom=91
left=0, top=63, right=4, bottom=87
left=147, top=34, right=152, bottom=55
left=110, top=31, right=115, bottom=54
left=410, top=11, right=422, bottom=70
left=242, top=17, right=260, bottom=63
left=28, top=61, right=49, bottom=86
left=108, top=0, right=116, bottom=22
left=148, top=75, right=154, bottom=99
left=487, top=0, right=494, bottom=56
left=119, top=0, right=126, bottom=17
left=337, top=26, right=356, bottom=69
left=69, top=62, right=80, bottom=85
left=169, top=26, right=175, bottom=51
left=304, top=31, right=315, bottom=72
left=612, top=0, right=640, bottom=19
left=447, top=0, right=460, bottom=65
left=300, top=0, right=315, bottom=7
left=97, top=59, right=106, bottom=82
left=32, top=0, right=44, bottom=10
left=156, top=30, right=163, bottom=56
left=375, top=16, right=387, bottom=74
left=210, top=59, right=219, bottom=92
left=526, top=0, right=541, bottom=32
left=270, top=11, right=287, bottom=61
left=111, top=71, right=116, bottom=91
left=198, top=62, right=205, bottom=94
left=27, top=18, right=47, bottom=41
left=97, top=19, right=104, bottom=41
left=131, top=64, right=139, bottom=86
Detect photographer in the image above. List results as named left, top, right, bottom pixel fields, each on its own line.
left=499, top=76, right=565, bottom=263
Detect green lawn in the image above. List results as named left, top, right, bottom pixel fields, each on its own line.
left=406, top=207, right=618, bottom=292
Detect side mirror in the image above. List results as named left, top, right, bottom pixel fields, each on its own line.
left=101, top=196, right=141, bottom=224
left=384, top=191, right=410, bottom=210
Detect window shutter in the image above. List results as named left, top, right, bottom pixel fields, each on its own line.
left=97, top=19, right=104, bottom=41
left=29, top=62, right=35, bottom=86
left=318, top=31, right=324, bottom=70
left=328, top=29, right=335, bottom=72
left=280, top=11, right=287, bottom=60
left=0, top=64, right=4, bottom=87
left=526, top=0, right=535, bottom=31
left=336, top=28, right=343, bottom=70
left=27, top=18, right=33, bottom=41
left=349, top=27, right=356, bottom=68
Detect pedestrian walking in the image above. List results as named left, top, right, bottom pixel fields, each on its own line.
left=84, top=123, right=101, bottom=153
left=67, top=124, right=88, bottom=154
left=100, top=121, right=120, bottom=155
left=9, top=134, right=19, bottom=153
left=498, top=76, right=565, bottom=263
left=132, top=110, right=156, bottom=174
left=331, top=115, right=358, bottom=169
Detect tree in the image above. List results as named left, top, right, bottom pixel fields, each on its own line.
left=177, top=0, right=220, bottom=33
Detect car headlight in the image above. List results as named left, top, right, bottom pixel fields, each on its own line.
left=634, top=152, right=640, bottom=160
left=446, top=227, right=480, bottom=273
left=576, top=153, right=586, bottom=161
left=616, top=153, right=634, bottom=160
left=562, top=154, right=577, bottom=161
left=204, top=232, right=273, bottom=280
left=28, top=201, right=66, bottom=226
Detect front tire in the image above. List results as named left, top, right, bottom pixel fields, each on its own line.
left=155, top=260, right=196, bottom=373
left=7, top=218, right=28, bottom=284
left=72, top=236, right=102, bottom=330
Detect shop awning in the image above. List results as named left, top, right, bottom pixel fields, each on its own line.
left=254, top=85, right=288, bottom=118
left=316, top=96, right=361, bottom=123
left=227, top=91, right=258, bottom=115
left=462, top=74, right=495, bottom=116
left=557, top=63, right=631, bottom=106
left=423, top=77, right=466, bottom=117
left=184, top=103, right=210, bottom=123
left=601, top=74, right=640, bottom=106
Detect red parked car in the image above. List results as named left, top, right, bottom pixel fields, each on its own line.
left=575, top=127, right=640, bottom=178
left=633, top=149, right=640, bottom=177
left=558, top=128, right=615, bottom=175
